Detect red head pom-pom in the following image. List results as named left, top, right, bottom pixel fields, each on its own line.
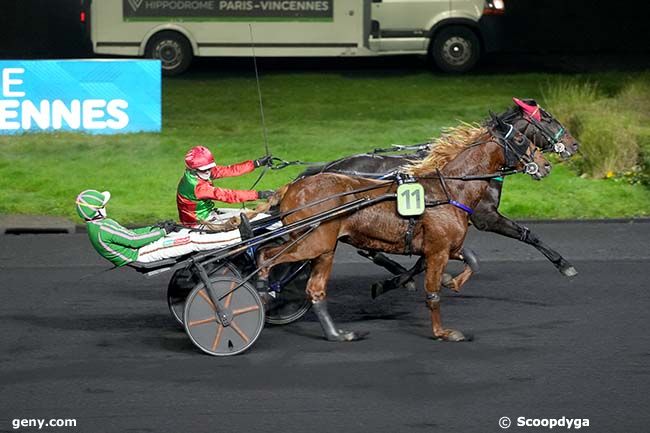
left=513, top=98, right=541, bottom=121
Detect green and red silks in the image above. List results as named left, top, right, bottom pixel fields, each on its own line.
left=86, top=219, right=165, bottom=267
left=176, top=160, right=258, bottom=226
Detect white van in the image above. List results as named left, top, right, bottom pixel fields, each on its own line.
left=81, top=0, right=506, bottom=75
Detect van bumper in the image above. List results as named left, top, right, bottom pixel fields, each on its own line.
left=478, top=16, right=506, bottom=53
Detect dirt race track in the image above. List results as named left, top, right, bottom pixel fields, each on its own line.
left=0, top=221, right=649, bottom=433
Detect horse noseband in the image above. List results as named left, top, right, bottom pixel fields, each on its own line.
left=554, top=142, right=566, bottom=154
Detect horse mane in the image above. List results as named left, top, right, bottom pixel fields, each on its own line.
left=405, top=122, right=490, bottom=176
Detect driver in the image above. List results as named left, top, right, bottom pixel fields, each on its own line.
left=76, top=189, right=253, bottom=266
left=177, top=145, right=273, bottom=227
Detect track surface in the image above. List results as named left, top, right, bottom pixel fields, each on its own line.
left=0, top=222, right=648, bottom=433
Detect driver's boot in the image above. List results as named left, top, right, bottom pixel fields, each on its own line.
left=238, top=212, right=255, bottom=240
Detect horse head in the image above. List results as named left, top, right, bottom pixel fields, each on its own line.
left=490, top=118, right=552, bottom=181
left=498, top=98, right=580, bottom=159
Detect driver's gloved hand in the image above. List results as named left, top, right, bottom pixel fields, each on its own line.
left=253, top=155, right=272, bottom=168
left=155, top=220, right=181, bottom=235
left=257, top=190, right=275, bottom=200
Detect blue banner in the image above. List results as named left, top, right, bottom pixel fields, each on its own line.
left=0, top=60, right=161, bottom=135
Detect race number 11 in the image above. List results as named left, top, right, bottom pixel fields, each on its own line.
left=397, top=183, right=425, bottom=216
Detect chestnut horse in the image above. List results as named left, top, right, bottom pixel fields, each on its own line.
left=257, top=124, right=551, bottom=342
left=296, top=99, right=580, bottom=298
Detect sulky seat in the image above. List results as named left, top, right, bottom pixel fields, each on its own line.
left=127, top=255, right=194, bottom=277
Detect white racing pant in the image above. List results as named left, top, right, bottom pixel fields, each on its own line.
left=136, top=212, right=278, bottom=263
left=136, top=229, right=242, bottom=263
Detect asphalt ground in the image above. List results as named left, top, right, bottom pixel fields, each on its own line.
left=0, top=222, right=648, bottom=433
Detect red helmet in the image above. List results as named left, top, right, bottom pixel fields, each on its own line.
left=185, top=146, right=216, bottom=170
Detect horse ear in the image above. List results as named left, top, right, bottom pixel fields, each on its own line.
left=489, top=110, right=505, bottom=131
left=513, top=97, right=541, bottom=121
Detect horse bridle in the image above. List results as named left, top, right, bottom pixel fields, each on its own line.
left=493, top=123, right=542, bottom=176
left=521, top=108, right=569, bottom=156
left=500, top=107, right=569, bottom=156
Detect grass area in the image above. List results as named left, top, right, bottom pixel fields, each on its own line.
left=1, top=69, right=649, bottom=224
left=544, top=78, right=650, bottom=182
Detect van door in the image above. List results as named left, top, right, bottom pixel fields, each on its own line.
left=371, top=0, right=450, bottom=52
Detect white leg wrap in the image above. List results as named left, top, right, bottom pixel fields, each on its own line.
left=136, top=229, right=242, bottom=263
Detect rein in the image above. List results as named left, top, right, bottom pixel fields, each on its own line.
left=251, top=181, right=395, bottom=227
left=370, top=143, right=431, bottom=154
left=261, top=126, right=530, bottom=224
left=245, top=105, right=554, bottom=211
left=416, top=169, right=521, bottom=181
left=267, top=142, right=431, bottom=171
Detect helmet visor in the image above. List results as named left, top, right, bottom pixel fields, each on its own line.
left=197, top=162, right=216, bottom=171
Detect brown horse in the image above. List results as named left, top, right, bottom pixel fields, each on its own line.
left=257, top=124, right=551, bottom=342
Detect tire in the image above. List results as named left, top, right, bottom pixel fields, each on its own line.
left=252, top=236, right=312, bottom=325
left=145, top=31, right=193, bottom=76
left=430, top=26, right=480, bottom=73
left=265, top=261, right=312, bottom=325
left=184, top=277, right=265, bottom=356
left=167, top=262, right=241, bottom=327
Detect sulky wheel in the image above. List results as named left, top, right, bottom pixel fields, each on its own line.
left=265, top=261, right=312, bottom=325
left=184, top=277, right=265, bottom=356
left=167, top=262, right=240, bottom=326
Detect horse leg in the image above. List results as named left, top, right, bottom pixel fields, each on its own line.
left=522, top=229, right=577, bottom=277
left=357, top=251, right=417, bottom=294
left=446, top=266, right=472, bottom=293
left=308, top=252, right=366, bottom=342
left=472, top=209, right=577, bottom=277
left=357, top=250, right=407, bottom=275
left=363, top=246, right=478, bottom=298
left=425, top=251, right=466, bottom=342
left=256, top=228, right=335, bottom=288
left=257, top=229, right=364, bottom=341
left=372, top=251, right=475, bottom=298
left=371, top=257, right=424, bottom=298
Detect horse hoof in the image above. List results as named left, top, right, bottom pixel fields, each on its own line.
left=561, top=266, right=578, bottom=278
left=371, top=283, right=383, bottom=299
left=435, top=329, right=466, bottom=342
left=446, top=329, right=466, bottom=342
left=327, top=330, right=368, bottom=342
left=441, top=273, right=453, bottom=288
left=461, top=247, right=480, bottom=273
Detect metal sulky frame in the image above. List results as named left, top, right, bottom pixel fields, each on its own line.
left=126, top=189, right=398, bottom=356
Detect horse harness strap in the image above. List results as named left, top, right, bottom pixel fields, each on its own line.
left=436, top=169, right=474, bottom=215
left=404, top=217, right=418, bottom=255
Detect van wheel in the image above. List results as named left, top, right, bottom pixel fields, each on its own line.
left=430, top=26, right=480, bottom=73
left=146, top=31, right=192, bottom=76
